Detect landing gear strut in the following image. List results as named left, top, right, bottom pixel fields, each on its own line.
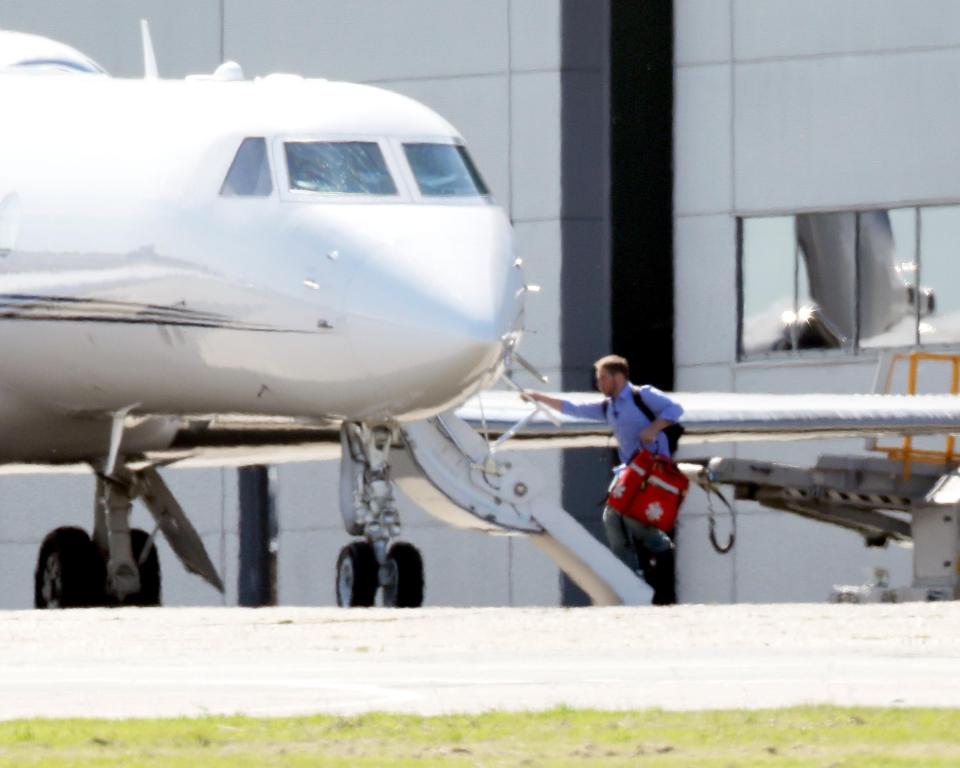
left=337, top=423, right=424, bottom=607
left=34, top=462, right=223, bottom=609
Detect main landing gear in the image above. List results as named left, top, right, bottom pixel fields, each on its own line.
left=34, top=467, right=223, bottom=609
left=337, top=423, right=424, bottom=608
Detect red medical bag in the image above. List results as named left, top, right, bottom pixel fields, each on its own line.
left=605, top=449, right=689, bottom=532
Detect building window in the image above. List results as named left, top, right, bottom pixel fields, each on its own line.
left=737, top=205, right=959, bottom=360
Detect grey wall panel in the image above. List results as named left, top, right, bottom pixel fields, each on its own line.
left=0, top=542, right=37, bottom=608
left=675, top=362, right=734, bottom=392
left=735, top=51, right=960, bottom=213
left=224, top=0, right=508, bottom=82
left=510, top=71, right=562, bottom=222
left=275, top=462, right=344, bottom=535
left=277, top=527, right=341, bottom=605
left=384, top=76, right=510, bottom=210
left=674, top=214, right=737, bottom=367
left=674, top=65, right=732, bottom=216
left=0, top=474, right=93, bottom=542
left=734, top=509, right=912, bottom=603
left=674, top=510, right=736, bottom=603
left=734, top=0, right=960, bottom=62
left=513, top=220, right=562, bottom=379
left=508, top=537, right=561, bottom=606
left=510, top=0, right=561, bottom=72
left=733, top=357, right=876, bottom=395
left=675, top=0, right=732, bottom=66
left=0, top=0, right=221, bottom=78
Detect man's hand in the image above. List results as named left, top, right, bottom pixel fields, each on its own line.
left=522, top=391, right=565, bottom=412
left=640, top=418, right=673, bottom=447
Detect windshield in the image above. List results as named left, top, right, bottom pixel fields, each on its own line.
left=403, top=143, right=489, bottom=197
left=285, top=141, right=397, bottom=195
left=221, top=137, right=273, bottom=197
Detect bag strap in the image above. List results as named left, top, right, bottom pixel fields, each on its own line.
left=705, top=483, right=736, bottom=554
left=602, top=386, right=656, bottom=420
left=631, top=386, right=656, bottom=422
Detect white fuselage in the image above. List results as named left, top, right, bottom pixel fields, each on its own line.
left=0, top=69, right=523, bottom=461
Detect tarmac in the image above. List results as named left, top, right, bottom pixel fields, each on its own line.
left=1, top=602, right=959, bottom=719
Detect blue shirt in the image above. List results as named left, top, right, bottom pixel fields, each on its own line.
left=560, top=383, right=684, bottom=463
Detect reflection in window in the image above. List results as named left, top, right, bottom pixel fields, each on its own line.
left=285, top=141, right=397, bottom=195
left=221, top=137, right=273, bottom=197
left=918, top=207, right=960, bottom=344
left=739, top=205, right=956, bottom=359
left=403, top=143, right=489, bottom=197
left=741, top=216, right=797, bottom=355
left=860, top=208, right=918, bottom=349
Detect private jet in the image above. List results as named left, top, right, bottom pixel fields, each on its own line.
left=4, top=27, right=960, bottom=610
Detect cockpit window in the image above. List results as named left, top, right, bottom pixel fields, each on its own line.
left=221, top=137, right=273, bottom=197
left=402, top=143, right=489, bottom=197
left=284, top=141, right=397, bottom=195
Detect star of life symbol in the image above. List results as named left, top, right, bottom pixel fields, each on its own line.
left=645, top=501, right=664, bottom=522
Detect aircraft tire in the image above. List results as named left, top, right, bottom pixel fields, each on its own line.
left=383, top=542, right=424, bottom=608
left=336, top=541, right=378, bottom=607
left=120, top=529, right=162, bottom=607
left=33, top=527, right=106, bottom=609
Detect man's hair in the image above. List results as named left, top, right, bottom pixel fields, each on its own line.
left=594, top=354, right=629, bottom=378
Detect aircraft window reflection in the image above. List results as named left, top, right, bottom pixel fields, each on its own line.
left=221, top=137, right=273, bottom=197
left=738, top=205, right=958, bottom=360
left=917, top=206, right=960, bottom=345
left=403, top=143, right=489, bottom=197
left=285, top=141, right=397, bottom=195
left=740, top=216, right=804, bottom=356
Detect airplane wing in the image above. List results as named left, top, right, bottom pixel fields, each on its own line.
left=147, top=390, right=960, bottom=467
left=454, top=390, right=960, bottom=444
left=9, top=390, right=960, bottom=475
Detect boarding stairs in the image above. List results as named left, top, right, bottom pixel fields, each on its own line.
left=394, top=411, right=650, bottom=606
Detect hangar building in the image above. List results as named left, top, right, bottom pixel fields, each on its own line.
left=0, top=0, right=955, bottom=607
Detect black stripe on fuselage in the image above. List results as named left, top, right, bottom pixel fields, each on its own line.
left=0, top=295, right=321, bottom=334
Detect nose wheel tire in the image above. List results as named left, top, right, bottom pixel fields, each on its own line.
left=382, top=542, right=424, bottom=608
left=336, top=541, right=378, bottom=607
left=34, top=527, right=106, bottom=609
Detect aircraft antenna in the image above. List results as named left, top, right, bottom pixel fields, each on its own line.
left=140, top=19, right=158, bottom=79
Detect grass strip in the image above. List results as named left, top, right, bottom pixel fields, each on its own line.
left=0, top=706, right=958, bottom=767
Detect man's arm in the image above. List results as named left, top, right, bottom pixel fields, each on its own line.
left=522, top=391, right=606, bottom=421
left=640, top=418, right=674, bottom=446
left=636, top=385, right=683, bottom=446
left=521, top=391, right=566, bottom=411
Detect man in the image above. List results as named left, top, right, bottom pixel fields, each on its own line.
left=523, top=354, right=684, bottom=604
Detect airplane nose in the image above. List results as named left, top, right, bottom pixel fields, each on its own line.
left=346, top=209, right=521, bottom=415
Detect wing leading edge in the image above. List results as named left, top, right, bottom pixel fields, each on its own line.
left=456, top=390, right=960, bottom=444
left=5, top=390, right=960, bottom=476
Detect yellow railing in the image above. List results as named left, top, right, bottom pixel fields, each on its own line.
left=873, top=351, right=960, bottom=477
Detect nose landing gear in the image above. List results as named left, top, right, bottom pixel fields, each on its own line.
left=338, top=423, right=425, bottom=608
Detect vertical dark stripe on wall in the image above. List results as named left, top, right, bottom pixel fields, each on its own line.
left=238, top=465, right=277, bottom=607
left=560, top=0, right=612, bottom=391
left=610, top=0, right=674, bottom=390
left=559, top=0, right=615, bottom=606
left=559, top=0, right=675, bottom=606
